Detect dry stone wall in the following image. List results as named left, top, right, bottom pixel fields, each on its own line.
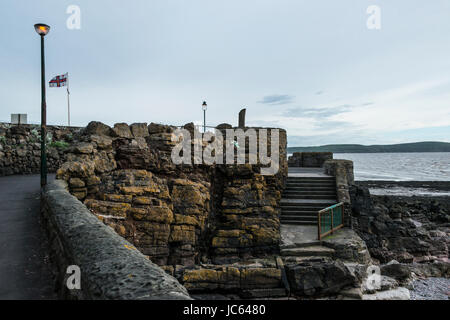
left=0, top=123, right=80, bottom=176
left=56, top=121, right=288, bottom=268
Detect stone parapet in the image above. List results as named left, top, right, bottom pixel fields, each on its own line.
left=41, top=179, right=190, bottom=300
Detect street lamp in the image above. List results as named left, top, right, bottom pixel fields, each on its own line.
left=202, top=101, right=207, bottom=133
left=34, top=23, right=50, bottom=187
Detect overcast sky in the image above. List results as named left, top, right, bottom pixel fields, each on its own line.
left=1, top=0, right=449, bottom=146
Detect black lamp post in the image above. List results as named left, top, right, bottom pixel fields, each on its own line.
left=202, top=101, right=207, bottom=133
left=34, top=23, right=50, bottom=187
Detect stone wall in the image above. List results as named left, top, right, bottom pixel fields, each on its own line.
left=0, top=123, right=80, bottom=176
left=55, top=121, right=288, bottom=267
left=41, top=179, right=190, bottom=299
left=324, top=159, right=355, bottom=226
left=288, top=152, right=333, bottom=167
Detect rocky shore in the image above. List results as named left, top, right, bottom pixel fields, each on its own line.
left=350, top=182, right=449, bottom=300
left=351, top=183, right=449, bottom=264
left=410, top=277, right=449, bottom=300
left=357, top=180, right=450, bottom=192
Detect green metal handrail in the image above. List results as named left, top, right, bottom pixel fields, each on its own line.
left=318, top=202, right=344, bottom=240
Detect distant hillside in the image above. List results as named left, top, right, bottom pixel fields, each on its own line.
left=288, top=141, right=450, bottom=153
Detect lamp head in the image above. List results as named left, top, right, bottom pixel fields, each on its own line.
left=34, top=23, right=50, bottom=36
left=202, top=101, right=207, bottom=111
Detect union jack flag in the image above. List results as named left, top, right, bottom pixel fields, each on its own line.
left=49, top=73, right=68, bottom=87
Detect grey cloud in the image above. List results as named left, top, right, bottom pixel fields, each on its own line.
left=258, top=94, right=295, bottom=105
left=283, top=104, right=353, bottom=119
left=316, top=90, right=324, bottom=95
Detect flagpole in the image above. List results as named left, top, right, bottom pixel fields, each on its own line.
left=67, top=73, right=70, bottom=126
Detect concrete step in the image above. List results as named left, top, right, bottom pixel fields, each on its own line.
left=280, top=207, right=335, bottom=212
left=284, top=186, right=336, bottom=191
left=280, top=245, right=335, bottom=257
left=287, top=177, right=335, bottom=180
left=286, top=181, right=335, bottom=185
left=280, top=241, right=322, bottom=250
left=281, top=199, right=337, bottom=203
left=281, top=202, right=337, bottom=209
left=280, top=216, right=317, bottom=223
left=281, top=210, right=318, bottom=216
left=280, top=220, right=317, bottom=226
left=287, top=177, right=335, bottom=181
left=286, top=184, right=336, bottom=189
left=283, top=194, right=337, bottom=200
left=287, top=181, right=335, bottom=185
left=283, top=190, right=336, bottom=196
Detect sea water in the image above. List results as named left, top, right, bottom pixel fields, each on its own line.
left=334, top=152, right=450, bottom=181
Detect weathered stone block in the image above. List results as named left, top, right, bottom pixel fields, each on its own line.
left=130, top=123, right=149, bottom=138
left=90, top=135, right=113, bottom=150
left=240, top=268, right=282, bottom=289
left=131, top=206, right=173, bottom=224
left=74, top=142, right=94, bottom=154
left=84, top=199, right=131, bottom=218
left=69, top=177, right=85, bottom=188
left=174, top=214, right=199, bottom=226
left=113, top=123, right=133, bottom=138
left=170, top=225, right=196, bottom=244
left=102, top=194, right=133, bottom=203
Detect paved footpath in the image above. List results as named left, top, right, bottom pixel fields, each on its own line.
left=0, top=174, right=57, bottom=299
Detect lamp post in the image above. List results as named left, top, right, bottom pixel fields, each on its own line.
left=34, top=23, right=50, bottom=187
left=202, top=101, right=207, bottom=133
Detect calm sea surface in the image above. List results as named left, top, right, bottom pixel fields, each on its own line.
left=334, top=152, right=450, bottom=181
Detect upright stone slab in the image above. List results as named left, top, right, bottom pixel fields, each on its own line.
left=238, top=109, right=246, bottom=128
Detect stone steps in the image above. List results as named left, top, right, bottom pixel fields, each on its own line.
left=281, top=176, right=337, bottom=225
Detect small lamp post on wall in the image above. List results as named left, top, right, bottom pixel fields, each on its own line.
left=202, top=101, right=207, bottom=133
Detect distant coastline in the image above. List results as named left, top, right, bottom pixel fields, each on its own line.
left=287, top=141, right=450, bottom=153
